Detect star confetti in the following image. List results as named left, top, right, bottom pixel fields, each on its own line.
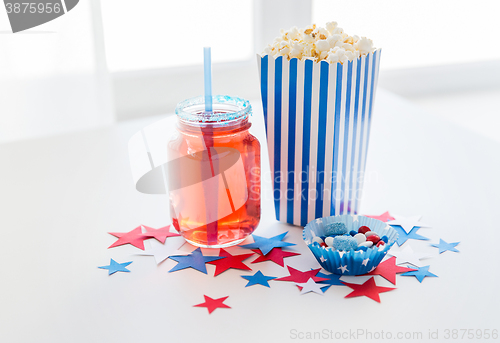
left=241, top=270, right=276, bottom=287
left=367, top=256, right=417, bottom=284
left=206, top=249, right=253, bottom=276
left=296, top=278, right=329, bottom=295
left=274, top=266, right=329, bottom=283
left=251, top=248, right=300, bottom=267
left=135, top=236, right=185, bottom=264
left=98, top=259, right=132, bottom=275
left=388, top=245, right=429, bottom=267
left=342, top=277, right=396, bottom=302
left=108, top=226, right=149, bottom=250
left=402, top=265, right=438, bottom=283
left=168, top=248, right=224, bottom=274
left=430, top=239, right=460, bottom=254
left=388, top=215, right=430, bottom=234
left=315, top=271, right=344, bottom=291
left=393, top=226, right=429, bottom=246
left=142, top=225, right=180, bottom=244
left=240, top=232, right=296, bottom=255
left=365, top=211, right=395, bottom=222
left=193, top=295, right=231, bottom=314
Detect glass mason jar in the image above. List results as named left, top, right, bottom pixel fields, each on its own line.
left=168, top=95, right=261, bottom=248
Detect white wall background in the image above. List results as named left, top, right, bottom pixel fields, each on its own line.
left=0, top=0, right=114, bottom=143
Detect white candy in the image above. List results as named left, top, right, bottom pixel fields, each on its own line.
left=324, top=236, right=334, bottom=247
left=312, top=236, right=324, bottom=245
left=358, top=241, right=373, bottom=248
left=354, top=233, right=366, bottom=244
left=365, top=231, right=377, bottom=237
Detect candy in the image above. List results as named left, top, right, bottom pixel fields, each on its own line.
left=312, top=237, right=324, bottom=245
left=381, top=235, right=389, bottom=243
left=356, top=246, right=368, bottom=252
left=354, top=233, right=366, bottom=244
left=320, top=242, right=328, bottom=248
left=332, top=235, right=358, bottom=251
left=365, top=231, right=377, bottom=237
left=358, top=241, right=373, bottom=248
left=366, top=234, right=380, bottom=244
left=358, top=226, right=370, bottom=234
left=325, top=222, right=348, bottom=236
left=376, top=240, right=385, bottom=247
left=324, top=236, right=334, bottom=247
left=349, top=230, right=357, bottom=236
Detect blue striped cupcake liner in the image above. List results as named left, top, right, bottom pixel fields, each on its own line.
left=257, top=50, right=381, bottom=226
left=303, top=214, right=398, bottom=275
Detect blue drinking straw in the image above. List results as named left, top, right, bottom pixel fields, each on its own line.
left=202, top=46, right=218, bottom=244
left=203, top=47, right=213, bottom=112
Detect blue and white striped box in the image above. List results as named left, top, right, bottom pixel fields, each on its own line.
left=257, top=50, right=381, bottom=226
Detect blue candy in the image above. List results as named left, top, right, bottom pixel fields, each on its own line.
left=356, top=246, right=368, bottom=252
left=324, top=222, right=348, bottom=236
left=381, top=235, right=389, bottom=243
left=332, top=235, right=358, bottom=251
left=349, top=230, right=357, bottom=236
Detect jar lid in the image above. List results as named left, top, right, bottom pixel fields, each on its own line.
left=175, top=95, right=252, bottom=124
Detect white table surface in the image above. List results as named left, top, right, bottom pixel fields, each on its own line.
left=1, top=89, right=499, bottom=343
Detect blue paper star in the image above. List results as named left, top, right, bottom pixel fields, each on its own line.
left=430, top=239, right=460, bottom=254
left=316, top=271, right=344, bottom=292
left=241, top=270, right=276, bottom=287
left=98, top=259, right=132, bottom=275
left=392, top=225, right=429, bottom=246
left=168, top=248, right=224, bottom=274
left=240, top=232, right=296, bottom=255
left=402, top=265, right=438, bottom=283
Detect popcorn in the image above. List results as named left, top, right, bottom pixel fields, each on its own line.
left=261, top=22, right=376, bottom=64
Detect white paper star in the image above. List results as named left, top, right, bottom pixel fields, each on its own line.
left=362, top=258, right=370, bottom=266
left=296, top=278, right=329, bottom=295
left=338, top=265, right=349, bottom=273
left=338, top=251, right=346, bottom=258
left=320, top=256, right=327, bottom=263
left=388, top=245, right=429, bottom=267
left=387, top=215, right=430, bottom=234
left=135, top=236, right=186, bottom=264
left=368, top=266, right=376, bottom=273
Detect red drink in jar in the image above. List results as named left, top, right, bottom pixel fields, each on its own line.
left=168, top=95, right=261, bottom=248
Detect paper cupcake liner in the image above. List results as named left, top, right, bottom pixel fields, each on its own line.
left=303, top=214, right=397, bottom=275
left=257, top=50, right=381, bottom=226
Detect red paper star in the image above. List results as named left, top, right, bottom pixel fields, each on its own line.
left=274, top=266, right=329, bottom=283
left=365, top=211, right=395, bottom=222
left=108, top=226, right=148, bottom=250
left=193, top=295, right=231, bottom=314
left=142, top=225, right=180, bottom=244
left=206, top=249, right=253, bottom=276
left=342, top=277, right=396, bottom=302
left=251, top=248, right=300, bottom=267
left=368, top=256, right=417, bottom=284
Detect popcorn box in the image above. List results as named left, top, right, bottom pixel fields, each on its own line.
left=257, top=50, right=381, bottom=226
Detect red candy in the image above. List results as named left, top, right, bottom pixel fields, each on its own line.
left=320, top=242, right=328, bottom=248
left=376, top=240, right=385, bottom=247
left=358, top=226, right=371, bottom=234
left=366, top=234, right=380, bottom=244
